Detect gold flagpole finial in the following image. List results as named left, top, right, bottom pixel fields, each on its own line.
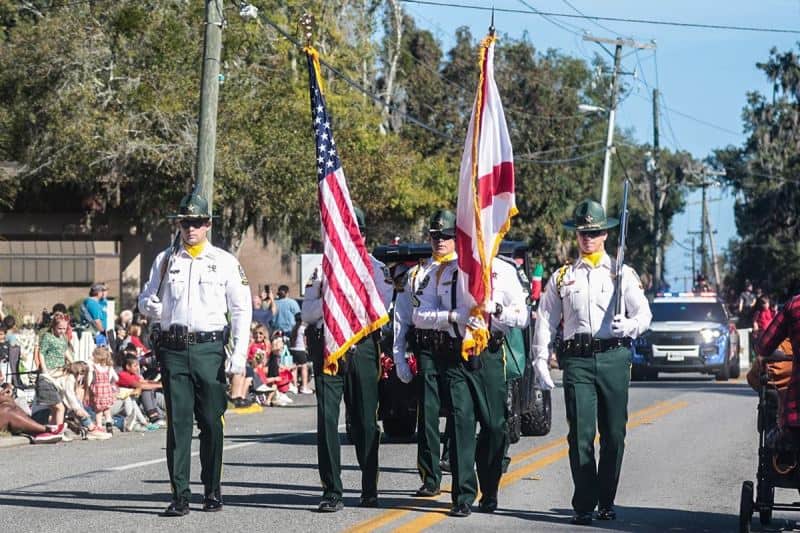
left=300, top=12, right=315, bottom=47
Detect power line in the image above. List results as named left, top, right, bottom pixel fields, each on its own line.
left=252, top=11, right=605, bottom=166
left=400, top=0, right=800, bottom=35
left=516, top=0, right=584, bottom=37
left=561, top=0, right=618, bottom=36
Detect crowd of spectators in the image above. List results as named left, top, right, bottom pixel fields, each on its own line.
left=0, top=280, right=314, bottom=443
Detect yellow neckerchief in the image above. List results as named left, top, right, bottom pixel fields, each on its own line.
left=433, top=251, right=456, bottom=285
left=580, top=250, right=604, bottom=268
left=184, top=239, right=207, bottom=259
left=433, top=251, right=456, bottom=264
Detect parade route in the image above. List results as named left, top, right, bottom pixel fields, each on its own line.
left=0, top=374, right=782, bottom=532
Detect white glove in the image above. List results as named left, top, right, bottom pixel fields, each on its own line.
left=142, top=294, right=162, bottom=318
left=394, top=355, right=413, bottom=384
left=467, top=315, right=487, bottom=331
left=229, top=354, right=246, bottom=376
left=533, top=358, right=555, bottom=390
left=481, top=300, right=496, bottom=315
left=447, top=309, right=466, bottom=325
left=610, top=314, right=638, bottom=338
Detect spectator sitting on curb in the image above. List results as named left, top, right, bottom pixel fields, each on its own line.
left=117, top=353, right=166, bottom=426
left=268, top=333, right=294, bottom=405
left=32, top=314, right=73, bottom=433
left=1, top=382, right=60, bottom=442
left=34, top=362, right=111, bottom=441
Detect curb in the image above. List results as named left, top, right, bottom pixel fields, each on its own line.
left=0, top=435, right=31, bottom=449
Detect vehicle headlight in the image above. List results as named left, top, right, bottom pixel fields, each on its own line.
left=699, top=328, right=722, bottom=343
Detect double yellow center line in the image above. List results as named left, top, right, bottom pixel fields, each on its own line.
left=349, top=399, right=688, bottom=533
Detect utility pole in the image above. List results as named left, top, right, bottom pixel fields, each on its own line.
left=651, top=88, right=662, bottom=290
left=690, top=236, right=696, bottom=285
left=700, top=181, right=708, bottom=279
left=195, top=0, right=224, bottom=226
left=584, top=35, right=655, bottom=210
left=704, top=194, right=722, bottom=291
left=686, top=163, right=726, bottom=289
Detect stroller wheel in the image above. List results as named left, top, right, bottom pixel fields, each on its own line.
left=739, top=481, right=753, bottom=533
left=757, top=481, right=773, bottom=526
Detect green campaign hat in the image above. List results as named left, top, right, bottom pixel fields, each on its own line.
left=168, top=193, right=214, bottom=219
left=353, top=205, right=366, bottom=230
left=428, top=209, right=456, bottom=237
left=563, top=199, right=619, bottom=231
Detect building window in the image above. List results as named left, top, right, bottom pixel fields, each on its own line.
left=0, top=240, right=96, bottom=285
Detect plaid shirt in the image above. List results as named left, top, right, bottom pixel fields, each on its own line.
left=756, top=295, right=800, bottom=426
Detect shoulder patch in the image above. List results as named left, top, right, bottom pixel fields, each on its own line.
left=382, top=265, right=391, bottom=284
left=238, top=264, right=249, bottom=286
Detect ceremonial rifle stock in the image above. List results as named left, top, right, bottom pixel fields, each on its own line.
left=613, top=180, right=630, bottom=316
left=150, top=230, right=181, bottom=350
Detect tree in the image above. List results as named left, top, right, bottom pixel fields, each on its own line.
left=714, top=45, right=800, bottom=299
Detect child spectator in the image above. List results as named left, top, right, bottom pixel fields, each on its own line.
left=289, top=313, right=312, bottom=394
left=90, top=346, right=118, bottom=431
left=753, top=295, right=775, bottom=338
left=34, top=362, right=111, bottom=441
left=117, top=353, right=166, bottom=425
left=32, top=314, right=72, bottom=432
left=272, top=332, right=298, bottom=394
left=126, top=324, right=147, bottom=354
left=269, top=333, right=294, bottom=405
left=34, top=314, right=73, bottom=375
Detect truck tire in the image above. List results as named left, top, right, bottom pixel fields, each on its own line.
left=382, top=414, right=417, bottom=441
left=521, top=389, right=552, bottom=436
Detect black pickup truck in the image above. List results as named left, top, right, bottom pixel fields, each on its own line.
left=370, top=240, right=551, bottom=443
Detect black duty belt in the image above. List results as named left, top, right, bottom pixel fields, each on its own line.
left=487, top=331, right=506, bottom=353
left=160, top=329, right=226, bottom=350
left=415, top=329, right=461, bottom=355
left=560, top=333, right=632, bottom=358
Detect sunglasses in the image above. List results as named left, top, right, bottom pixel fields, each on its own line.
left=179, top=218, right=210, bottom=229
left=578, top=230, right=605, bottom=239
left=429, top=231, right=454, bottom=241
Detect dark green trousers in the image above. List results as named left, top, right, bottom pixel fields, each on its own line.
left=160, top=340, right=227, bottom=503
left=312, top=336, right=381, bottom=501
left=416, top=348, right=447, bottom=491
left=561, top=346, right=631, bottom=514
left=444, top=346, right=508, bottom=506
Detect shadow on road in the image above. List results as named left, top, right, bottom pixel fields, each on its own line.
left=223, top=461, right=418, bottom=475
left=630, top=377, right=757, bottom=398
left=0, top=491, right=167, bottom=515
left=501, top=505, right=760, bottom=531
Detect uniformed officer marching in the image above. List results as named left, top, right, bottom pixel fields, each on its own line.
left=138, top=193, right=251, bottom=517
left=412, top=235, right=529, bottom=517
left=301, top=207, right=393, bottom=512
left=533, top=199, right=652, bottom=526
left=393, top=209, right=457, bottom=498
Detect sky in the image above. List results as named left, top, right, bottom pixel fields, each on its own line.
left=401, top=0, right=800, bottom=291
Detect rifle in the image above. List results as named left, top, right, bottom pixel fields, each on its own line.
left=149, top=230, right=181, bottom=348
left=156, top=230, right=182, bottom=299
left=613, top=179, right=631, bottom=315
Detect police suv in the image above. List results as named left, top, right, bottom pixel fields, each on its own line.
left=631, top=292, right=741, bottom=381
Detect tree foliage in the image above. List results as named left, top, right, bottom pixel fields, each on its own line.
left=714, top=45, right=800, bottom=298
left=0, top=1, right=686, bottom=281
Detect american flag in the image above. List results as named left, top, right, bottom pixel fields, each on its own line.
left=455, top=34, right=517, bottom=360
left=304, top=46, right=388, bottom=374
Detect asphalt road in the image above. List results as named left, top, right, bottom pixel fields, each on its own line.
left=0, top=372, right=790, bottom=532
